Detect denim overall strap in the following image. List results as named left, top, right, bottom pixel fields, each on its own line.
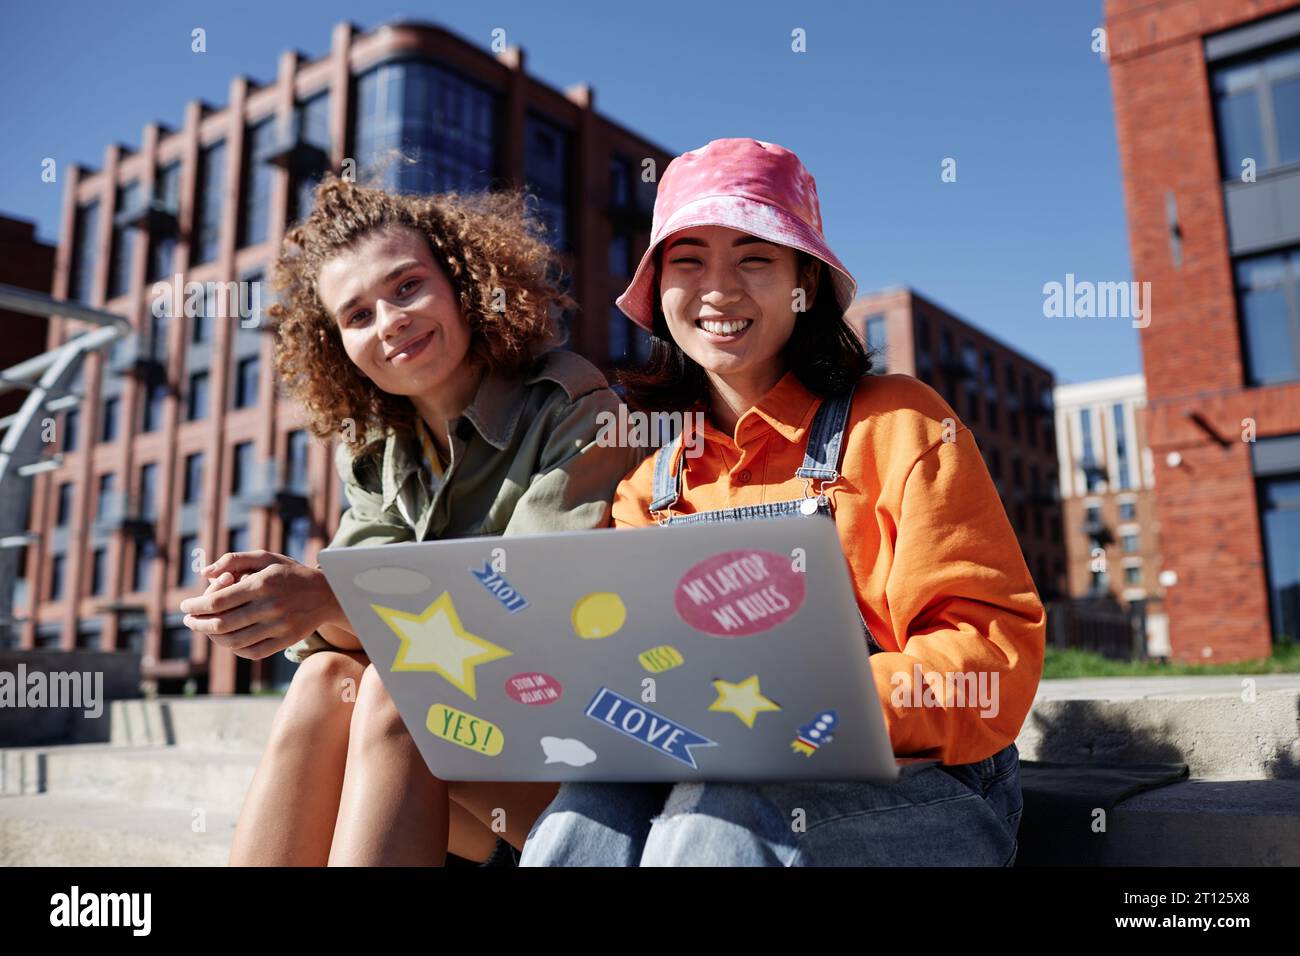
left=795, top=386, right=856, bottom=484
left=648, top=432, right=684, bottom=513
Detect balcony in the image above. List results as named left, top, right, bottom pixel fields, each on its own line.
left=106, top=336, right=167, bottom=385
left=93, top=490, right=155, bottom=537
left=239, top=459, right=311, bottom=516
left=258, top=129, right=330, bottom=178
left=1081, top=517, right=1113, bottom=546
left=112, top=197, right=178, bottom=237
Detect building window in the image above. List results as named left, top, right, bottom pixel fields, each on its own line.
left=63, top=407, right=80, bottom=452
left=96, top=473, right=115, bottom=521
left=100, top=395, right=120, bottom=444
left=962, top=342, right=980, bottom=423
left=1119, top=500, right=1137, bottom=521
left=228, top=524, right=250, bottom=554
left=524, top=113, right=572, bottom=250
left=1122, top=531, right=1139, bottom=553
left=239, top=118, right=276, bottom=248
left=1259, top=474, right=1300, bottom=643
left=233, top=355, right=259, bottom=408
left=1080, top=407, right=1102, bottom=491
left=187, top=370, right=209, bottom=421
left=89, top=547, right=107, bottom=596
left=138, top=462, right=158, bottom=522
left=194, top=139, right=226, bottom=265
left=141, top=382, right=167, bottom=433
left=289, top=92, right=332, bottom=224
left=287, top=429, right=309, bottom=492
left=108, top=180, right=142, bottom=299
left=69, top=201, right=101, bottom=303
left=354, top=61, right=497, bottom=196
left=1211, top=42, right=1300, bottom=179
left=1084, top=502, right=1101, bottom=525
left=1235, top=247, right=1300, bottom=385
left=609, top=234, right=631, bottom=279
left=49, top=553, right=65, bottom=601
left=232, top=441, right=254, bottom=496
left=982, top=351, right=998, bottom=430
left=183, top=452, right=204, bottom=504
left=132, top=537, right=155, bottom=592
left=161, top=627, right=191, bottom=660
left=178, top=533, right=199, bottom=586
left=192, top=290, right=213, bottom=344
left=149, top=162, right=182, bottom=282
left=56, top=482, right=73, bottom=527
left=865, top=315, right=887, bottom=371
left=1124, top=564, right=1142, bottom=586
left=1113, top=402, right=1132, bottom=489
left=608, top=305, right=630, bottom=364
left=283, top=514, right=311, bottom=562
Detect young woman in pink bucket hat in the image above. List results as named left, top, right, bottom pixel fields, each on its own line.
left=521, top=138, right=1045, bottom=866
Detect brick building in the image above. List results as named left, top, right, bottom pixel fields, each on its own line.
left=845, top=288, right=1066, bottom=601
left=1053, top=374, right=1168, bottom=657
left=22, top=20, right=673, bottom=693
left=1105, top=0, right=1300, bottom=660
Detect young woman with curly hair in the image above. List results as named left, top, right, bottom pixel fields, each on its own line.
left=177, top=176, right=641, bottom=866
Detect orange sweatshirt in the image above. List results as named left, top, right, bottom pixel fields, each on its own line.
left=612, top=371, right=1045, bottom=766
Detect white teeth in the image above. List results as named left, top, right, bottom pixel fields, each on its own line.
left=698, top=319, right=751, bottom=335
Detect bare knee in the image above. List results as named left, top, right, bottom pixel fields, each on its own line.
left=349, top=664, right=410, bottom=745
left=269, top=651, right=366, bottom=743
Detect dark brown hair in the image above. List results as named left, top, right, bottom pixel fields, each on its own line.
left=618, top=247, right=873, bottom=412
left=270, top=175, right=573, bottom=457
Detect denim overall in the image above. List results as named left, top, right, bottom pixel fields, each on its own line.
left=647, top=386, right=885, bottom=655
left=519, top=385, right=1024, bottom=866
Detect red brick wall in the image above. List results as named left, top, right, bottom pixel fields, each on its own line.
left=1105, top=0, right=1300, bottom=661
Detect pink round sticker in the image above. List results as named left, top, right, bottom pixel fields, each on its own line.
left=504, top=672, right=563, bottom=706
left=675, top=549, right=806, bottom=637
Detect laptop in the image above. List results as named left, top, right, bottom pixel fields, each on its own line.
left=318, top=514, right=939, bottom=783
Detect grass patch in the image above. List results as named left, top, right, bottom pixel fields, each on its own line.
left=1042, top=640, right=1300, bottom=679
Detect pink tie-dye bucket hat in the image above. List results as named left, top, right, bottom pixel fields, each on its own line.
left=616, top=138, right=857, bottom=332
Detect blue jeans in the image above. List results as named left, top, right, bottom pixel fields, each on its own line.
left=519, top=743, right=1023, bottom=866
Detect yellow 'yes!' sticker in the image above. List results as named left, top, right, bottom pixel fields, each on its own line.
left=427, top=703, right=504, bottom=756
left=638, top=645, right=684, bottom=672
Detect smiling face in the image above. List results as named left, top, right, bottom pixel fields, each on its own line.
left=658, top=225, right=818, bottom=394
left=316, top=224, right=475, bottom=402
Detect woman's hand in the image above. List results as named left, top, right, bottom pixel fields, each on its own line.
left=178, top=550, right=343, bottom=660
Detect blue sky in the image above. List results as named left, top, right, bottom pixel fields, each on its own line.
left=0, top=0, right=1135, bottom=384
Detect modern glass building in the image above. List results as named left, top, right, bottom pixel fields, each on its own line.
left=21, top=20, right=671, bottom=693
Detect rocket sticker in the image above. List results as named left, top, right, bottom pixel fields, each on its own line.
left=791, top=710, right=837, bottom=757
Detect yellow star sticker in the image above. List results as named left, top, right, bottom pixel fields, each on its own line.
left=709, top=674, right=780, bottom=728
left=374, top=592, right=511, bottom=700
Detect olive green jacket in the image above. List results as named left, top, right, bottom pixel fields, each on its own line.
left=286, top=350, right=643, bottom=662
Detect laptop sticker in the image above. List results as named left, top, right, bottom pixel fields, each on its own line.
left=791, top=710, right=837, bottom=756
left=571, top=591, right=627, bottom=639
left=540, top=736, right=597, bottom=767
left=675, top=549, right=806, bottom=637
left=585, top=687, right=717, bottom=769
left=376, top=591, right=512, bottom=700
left=638, top=645, right=684, bottom=673
left=505, top=672, right=563, bottom=706
left=427, top=703, right=504, bottom=756
left=469, top=561, right=530, bottom=614
left=708, top=674, right=781, bottom=728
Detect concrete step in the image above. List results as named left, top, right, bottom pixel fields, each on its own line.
left=108, top=697, right=282, bottom=751
left=1103, top=778, right=1300, bottom=866
left=1017, top=676, right=1300, bottom=780
left=0, top=793, right=236, bottom=866
left=1, top=743, right=259, bottom=811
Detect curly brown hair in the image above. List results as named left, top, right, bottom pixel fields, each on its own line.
left=270, top=175, right=573, bottom=458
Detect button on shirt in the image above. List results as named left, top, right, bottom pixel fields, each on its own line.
left=611, top=371, right=1046, bottom=766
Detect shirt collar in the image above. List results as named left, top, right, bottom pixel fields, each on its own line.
left=377, top=364, right=526, bottom=512
left=745, top=370, right=820, bottom=443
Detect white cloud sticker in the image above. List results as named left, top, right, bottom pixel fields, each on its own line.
left=353, top=566, right=432, bottom=595
left=540, top=736, right=597, bottom=767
